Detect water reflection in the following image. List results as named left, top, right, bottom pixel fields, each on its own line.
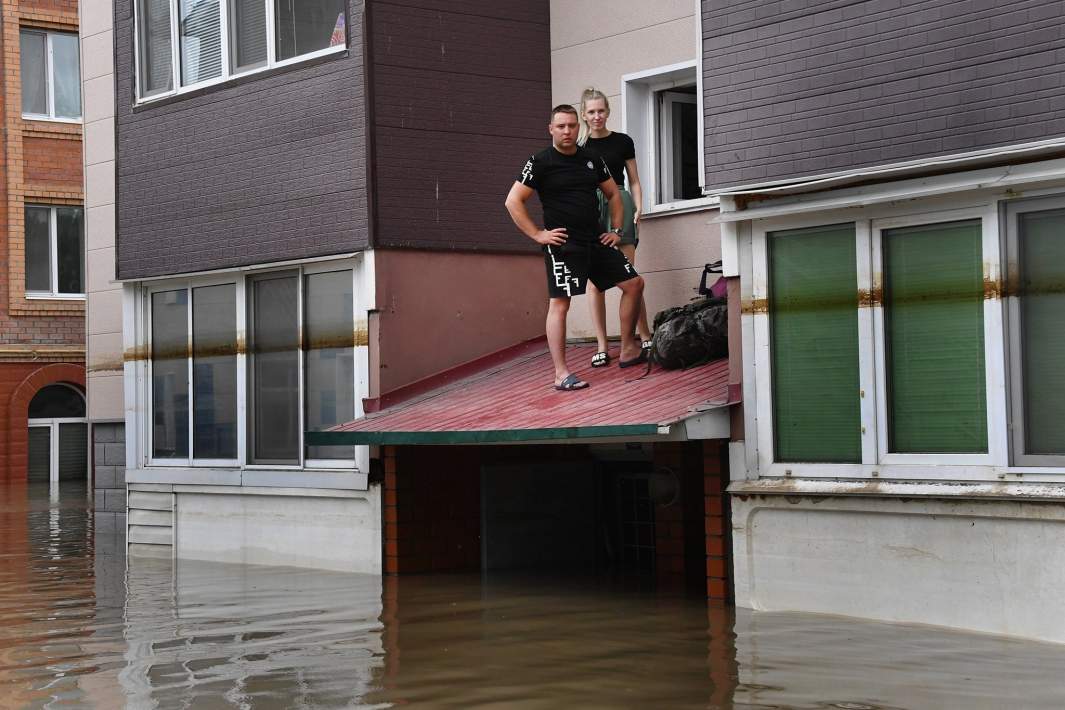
left=2, top=484, right=1065, bottom=708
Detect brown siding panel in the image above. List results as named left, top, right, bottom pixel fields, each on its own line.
left=114, top=0, right=370, bottom=279
left=369, top=0, right=550, bottom=252
left=702, top=0, right=1065, bottom=190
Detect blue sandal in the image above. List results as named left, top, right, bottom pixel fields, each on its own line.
left=554, top=373, right=590, bottom=391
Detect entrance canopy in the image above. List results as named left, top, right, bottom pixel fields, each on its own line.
left=307, top=341, right=732, bottom=446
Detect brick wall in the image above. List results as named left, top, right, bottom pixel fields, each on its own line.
left=702, top=0, right=1065, bottom=190
left=383, top=445, right=482, bottom=574
left=369, top=0, right=549, bottom=252
left=113, top=0, right=370, bottom=279
left=703, top=440, right=730, bottom=603
left=1, top=0, right=85, bottom=327
left=0, top=362, right=86, bottom=482
left=92, top=423, right=126, bottom=534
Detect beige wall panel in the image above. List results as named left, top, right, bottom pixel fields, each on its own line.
left=84, top=118, right=115, bottom=165
left=550, top=0, right=693, bottom=51
left=88, top=374, right=124, bottom=420
left=86, top=204, right=116, bottom=250
left=551, top=18, right=695, bottom=106
left=85, top=161, right=116, bottom=208
left=81, top=30, right=114, bottom=81
left=87, top=287, right=123, bottom=336
left=86, top=246, right=117, bottom=293
left=634, top=211, right=720, bottom=273
left=88, top=332, right=122, bottom=372
left=81, top=0, right=113, bottom=37
left=83, top=76, right=116, bottom=125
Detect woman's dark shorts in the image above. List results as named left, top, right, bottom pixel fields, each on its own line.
left=543, top=239, right=639, bottom=299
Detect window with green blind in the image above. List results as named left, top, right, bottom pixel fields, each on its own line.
left=884, top=220, right=986, bottom=453
left=1016, top=208, right=1065, bottom=458
left=769, top=224, right=861, bottom=463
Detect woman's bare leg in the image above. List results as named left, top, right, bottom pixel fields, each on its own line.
left=587, top=282, right=610, bottom=354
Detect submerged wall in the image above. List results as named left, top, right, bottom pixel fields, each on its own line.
left=731, top=492, right=1065, bottom=643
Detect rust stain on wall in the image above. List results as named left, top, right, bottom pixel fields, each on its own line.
left=857, top=286, right=882, bottom=309
left=741, top=298, right=768, bottom=315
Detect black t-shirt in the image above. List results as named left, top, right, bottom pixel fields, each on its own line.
left=583, top=132, right=635, bottom=189
left=517, top=145, right=611, bottom=240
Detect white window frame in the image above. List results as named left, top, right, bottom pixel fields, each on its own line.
left=143, top=264, right=358, bottom=471
left=1003, top=194, right=1065, bottom=467
left=24, top=204, right=85, bottom=300
left=134, top=0, right=347, bottom=104
left=750, top=200, right=1010, bottom=479
left=20, top=29, right=82, bottom=123
left=622, top=61, right=718, bottom=217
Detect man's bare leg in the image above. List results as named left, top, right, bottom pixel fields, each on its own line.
left=616, top=276, right=646, bottom=361
left=547, top=296, right=572, bottom=384
left=618, top=244, right=652, bottom=342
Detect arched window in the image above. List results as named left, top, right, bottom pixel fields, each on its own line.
left=27, top=384, right=87, bottom=484
left=29, top=384, right=86, bottom=418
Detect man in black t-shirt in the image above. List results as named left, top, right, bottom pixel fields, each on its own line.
left=505, top=105, right=646, bottom=391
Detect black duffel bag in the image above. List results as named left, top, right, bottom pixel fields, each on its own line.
left=650, top=296, right=728, bottom=370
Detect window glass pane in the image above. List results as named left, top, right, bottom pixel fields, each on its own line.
left=250, top=274, right=299, bottom=463
left=25, top=207, right=51, bottom=292
left=20, top=31, right=48, bottom=116
left=304, top=271, right=354, bottom=461
left=670, top=98, right=699, bottom=201
left=58, top=423, right=88, bottom=481
left=193, top=284, right=238, bottom=459
left=1018, top=209, right=1065, bottom=454
left=885, top=220, right=986, bottom=453
left=231, top=0, right=267, bottom=72
left=56, top=208, right=84, bottom=294
left=152, top=290, right=190, bottom=458
left=29, top=385, right=85, bottom=418
left=275, top=0, right=346, bottom=61
left=180, top=0, right=223, bottom=86
left=28, top=427, right=51, bottom=482
left=138, top=0, right=174, bottom=95
left=52, top=33, right=81, bottom=118
left=770, top=224, right=861, bottom=463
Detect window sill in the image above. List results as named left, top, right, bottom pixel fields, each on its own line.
left=641, top=196, right=720, bottom=220
left=22, top=114, right=82, bottom=125
left=26, top=293, right=86, bottom=301
left=133, top=45, right=348, bottom=111
left=128, top=466, right=367, bottom=491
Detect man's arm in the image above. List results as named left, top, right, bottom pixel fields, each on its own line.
left=505, top=181, right=567, bottom=246
left=598, top=178, right=623, bottom=246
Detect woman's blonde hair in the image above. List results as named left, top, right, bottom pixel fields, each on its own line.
left=577, top=87, right=610, bottom=145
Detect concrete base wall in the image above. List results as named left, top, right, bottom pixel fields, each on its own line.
left=731, top=492, right=1065, bottom=643
left=173, top=487, right=382, bottom=573
left=92, top=423, right=126, bottom=534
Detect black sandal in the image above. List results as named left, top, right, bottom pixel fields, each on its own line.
left=590, top=351, right=610, bottom=368
left=554, top=373, right=590, bottom=391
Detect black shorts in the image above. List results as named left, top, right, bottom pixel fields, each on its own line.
left=543, top=240, right=638, bottom=298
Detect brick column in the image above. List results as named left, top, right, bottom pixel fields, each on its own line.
left=704, top=441, right=731, bottom=603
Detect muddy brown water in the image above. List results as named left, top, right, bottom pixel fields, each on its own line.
left=2, top=483, right=1065, bottom=709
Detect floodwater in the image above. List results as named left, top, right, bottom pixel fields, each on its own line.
left=3, top=485, right=1065, bottom=709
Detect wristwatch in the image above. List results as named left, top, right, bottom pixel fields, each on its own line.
left=610, top=227, right=623, bottom=237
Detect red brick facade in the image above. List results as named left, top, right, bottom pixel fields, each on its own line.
left=0, top=0, right=85, bottom=481
left=0, top=362, right=85, bottom=481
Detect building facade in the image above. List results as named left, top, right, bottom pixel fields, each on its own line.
left=95, top=0, right=551, bottom=570
left=705, top=0, right=1065, bottom=642
left=1, top=0, right=87, bottom=485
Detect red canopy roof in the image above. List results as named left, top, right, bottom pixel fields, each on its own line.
left=308, top=341, right=732, bottom=445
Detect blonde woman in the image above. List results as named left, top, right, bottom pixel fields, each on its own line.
left=579, top=88, right=651, bottom=367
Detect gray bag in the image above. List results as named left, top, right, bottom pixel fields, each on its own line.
left=650, top=297, right=728, bottom=370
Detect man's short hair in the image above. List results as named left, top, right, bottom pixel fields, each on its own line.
left=550, top=104, right=578, bottom=122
